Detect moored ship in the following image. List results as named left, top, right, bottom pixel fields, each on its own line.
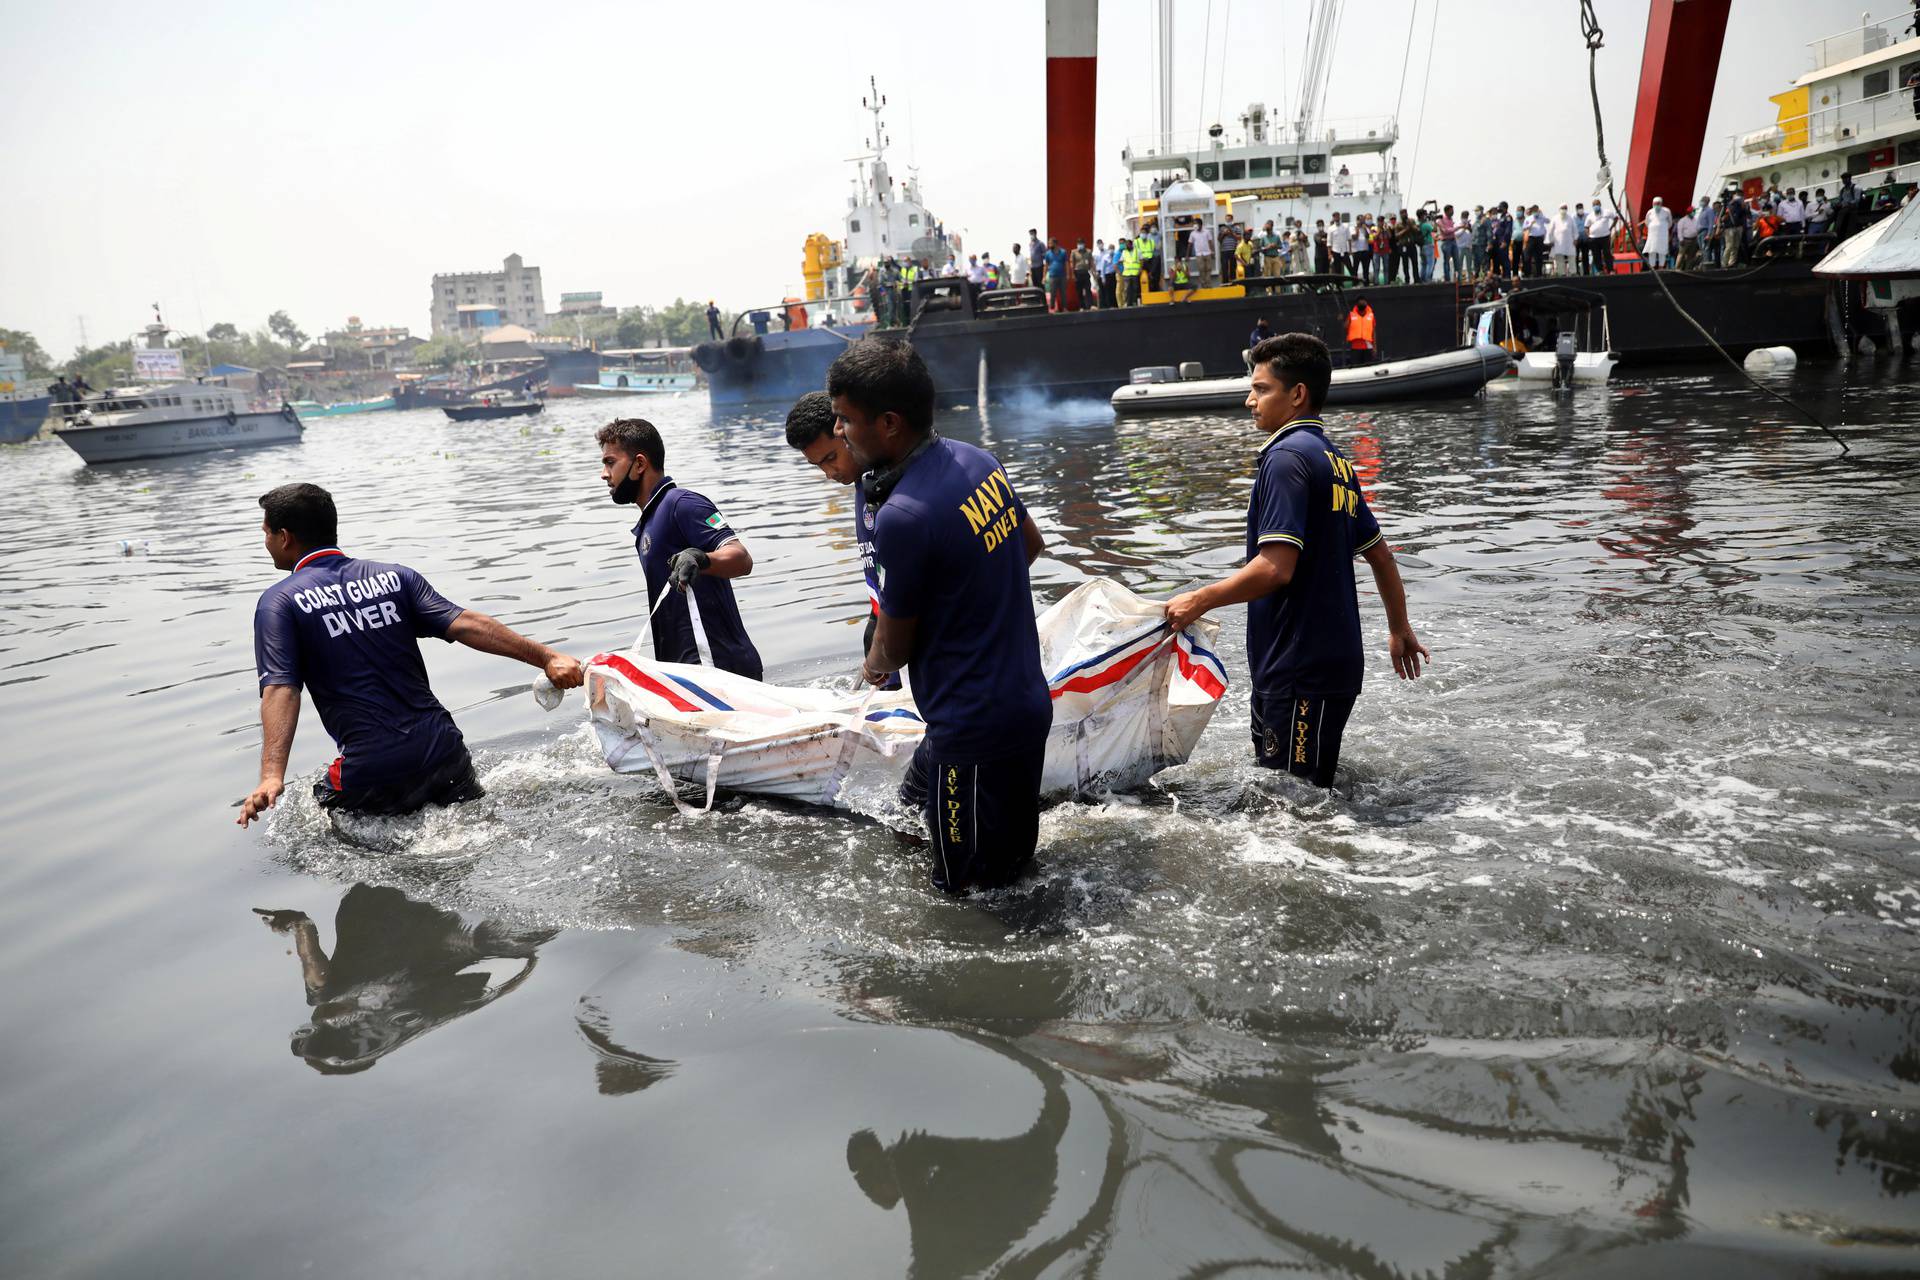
left=0, top=344, right=52, bottom=444
left=702, top=7, right=1899, bottom=410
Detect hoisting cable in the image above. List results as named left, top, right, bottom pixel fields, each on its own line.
left=1577, top=0, right=1849, bottom=453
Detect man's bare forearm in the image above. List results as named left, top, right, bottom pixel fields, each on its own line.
left=446, top=610, right=559, bottom=669
left=1198, top=545, right=1295, bottom=612
left=1362, top=541, right=1413, bottom=633
left=258, top=685, right=300, bottom=784
left=706, top=539, right=753, bottom=579
left=291, top=919, right=329, bottom=997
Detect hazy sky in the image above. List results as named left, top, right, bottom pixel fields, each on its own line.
left=1, top=0, right=1878, bottom=358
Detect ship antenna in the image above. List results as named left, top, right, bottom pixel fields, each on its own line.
left=1576, top=0, right=1849, bottom=454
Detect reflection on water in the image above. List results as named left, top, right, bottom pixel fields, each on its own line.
left=1, top=365, right=1917, bottom=1273
left=256, top=884, right=553, bottom=1073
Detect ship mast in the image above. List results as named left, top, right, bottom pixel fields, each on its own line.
left=862, top=76, right=892, bottom=209
left=1155, top=0, right=1174, bottom=156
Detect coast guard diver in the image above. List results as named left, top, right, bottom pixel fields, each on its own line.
left=240, top=482, right=584, bottom=825
left=783, top=390, right=898, bottom=690
left=1164, top=333, right=1429, bottom=787
left=829, top=339, right=1050, bottom=893
left=598, top=417, right=763, bottom=680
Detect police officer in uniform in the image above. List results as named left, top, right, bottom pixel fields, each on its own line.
left=783, top=390, right=898, bottom=690
left=829, top=340, right=1050, bottom=893
left=597, top=417, right=762, bottom=680
left=240, top=483, right=584, bottom=825
left=1165, top=334, right=1428, bottom=787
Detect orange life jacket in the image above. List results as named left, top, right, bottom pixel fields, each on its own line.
left=1346, top=306, right=1375, bottom=349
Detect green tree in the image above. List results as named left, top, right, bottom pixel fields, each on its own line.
left=541, top=310, right=619, bottom=346
left=267, top=310, right=307, bottom=351
left=0, top=328, right=54, bottom=377
left=206, top=321, right=240, bottom=343
left=64, top=340, right=134, bottom=388
left=657, top=297, right=715, bottom=347
left=614, top=305, right=659, bottom=349
left=409, top=334, right=471, bottom=371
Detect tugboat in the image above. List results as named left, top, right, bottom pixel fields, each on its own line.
left=0, top=342, right=52, bottom=444
left=689, top=77, right=934, bottom=400
left=55, top=312, right=303, bottom=465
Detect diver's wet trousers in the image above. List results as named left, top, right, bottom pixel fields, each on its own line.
left=902, top=741, right=1044, bottom=893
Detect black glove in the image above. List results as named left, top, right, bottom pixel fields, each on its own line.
left=668, top=547, right=710, bottom=589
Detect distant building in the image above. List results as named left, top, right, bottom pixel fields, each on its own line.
left=430, top=253, right=547, bottom=336
left=321, top=317, right=426, bottom=371
left=548, top=290, right=616, bottom=330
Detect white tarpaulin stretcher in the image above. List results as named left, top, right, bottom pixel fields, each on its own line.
left=581, top=579, right=1228, bottom=814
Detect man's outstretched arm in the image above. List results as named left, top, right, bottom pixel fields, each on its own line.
left=239, top=684, right=300, bottom=826
left=445, top=611, right=585, bottom=687
left=1164, top=543, right=1299, bottom=631
left=1361, top=539, right=1430, bottom=679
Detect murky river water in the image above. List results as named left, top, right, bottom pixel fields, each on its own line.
left=2, top=364, right=1916, bottom=1277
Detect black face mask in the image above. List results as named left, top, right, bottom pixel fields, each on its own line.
left=610, top=466, right=643, bottom=505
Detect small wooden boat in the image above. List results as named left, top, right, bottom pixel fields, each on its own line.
left=1110, top=342, right=1511, bottom=416
left=443, top=399, right=544, bottom=421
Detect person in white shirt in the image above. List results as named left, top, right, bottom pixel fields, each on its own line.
left=1549, top=205, right=1578, bottom=276
left=1675, top=208, right=1699, bottom=269
left=966, top=254, right=988, bottom=286
left=1776, top=189, right=1806, bottom=234
left=1008, top=245, right=1026, bottom=291
left=1328, top=215, right=1351, bottom=276
left=1586, top=207, right=1616, bottom=273
left=1642, top=197, right=1673, bottom=268
left=1188, top=220, right=1215, bottom=288
left=1807, top=191, right=1832, bottom=235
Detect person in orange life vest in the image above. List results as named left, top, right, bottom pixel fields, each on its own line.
left=1346, top=297, right=1378, bottom=365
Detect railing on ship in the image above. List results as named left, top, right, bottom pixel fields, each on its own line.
left=1807, top=12, right=1914, bottom=73
left=727, top=294, right=875, bottom=339
left=1120, top=115, right=1400, bottom=163
left=1721, top=86, right=1920, bottom=172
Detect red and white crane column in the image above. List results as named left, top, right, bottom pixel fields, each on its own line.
left=1046, top=0, right=1100, bottom=249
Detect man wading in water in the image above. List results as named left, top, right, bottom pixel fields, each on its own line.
left=783, top=390, right=899, bottom=691
left=239, top=483, right=584, bottom=824
left=598, top=416, right=763, bottom=680
left=1165, top=333, right=1428, bottom=787
left=830, top=339, right=1050, bottom=893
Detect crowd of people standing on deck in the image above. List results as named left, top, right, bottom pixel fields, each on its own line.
left=848, top=169, right=1920, bottom=327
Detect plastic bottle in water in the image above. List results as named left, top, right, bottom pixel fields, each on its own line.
left=531, top=674, right=564, bottom=711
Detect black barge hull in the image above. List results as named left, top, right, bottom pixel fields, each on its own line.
left=705, top=262, right=1836, bottom=407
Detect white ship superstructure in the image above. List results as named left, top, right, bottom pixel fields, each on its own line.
left=1717, top=11, right=1920, bottom=200
left=1116, top=0, right=1403, bottom=235
left=799, top=78, right=956, bottom=320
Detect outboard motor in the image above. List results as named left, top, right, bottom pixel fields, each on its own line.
left=1128, top=366, right=1179, bottom=385
left=1551, top=331, right=1578, bottom=390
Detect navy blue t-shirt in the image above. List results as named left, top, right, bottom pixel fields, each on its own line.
left=1245, top=418, right=1383, bottom=698
left=634, top=478, right=762, bottom=681
left=872, top=437, right=1051, bottom=762
left=253, top=549, right=467, bottom=790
